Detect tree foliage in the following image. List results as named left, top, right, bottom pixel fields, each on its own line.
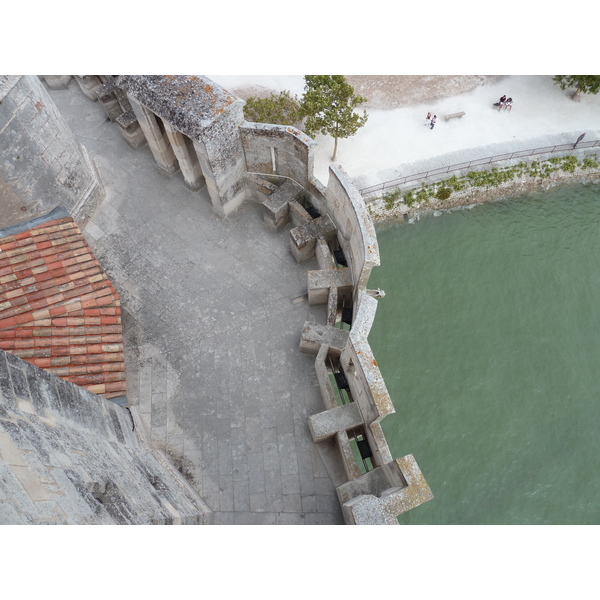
left=553, top=75, right=600, bottom=99
left=243, top=90, right=303, bottom=127
left=301, top=75, right=368, bottom=161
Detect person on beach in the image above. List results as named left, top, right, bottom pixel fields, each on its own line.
left=425, top=112, right=431, bottom=126
left=430, top=115, right=437, bottom=130
left=574, top=133, right=586, bottom=148
left=498, top=95, right=506, bottom=110
left=505, top=97, right=513, bottom=111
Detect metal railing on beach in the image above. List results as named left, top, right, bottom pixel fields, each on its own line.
left=359, top=140, right=600, bottom=196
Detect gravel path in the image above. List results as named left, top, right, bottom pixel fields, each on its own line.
left=345, top=75, right=504, bottom=109
left=218, top=75, right=504, bottom=110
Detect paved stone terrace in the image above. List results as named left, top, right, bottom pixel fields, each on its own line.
left=46, top=80, right=345, bottom=524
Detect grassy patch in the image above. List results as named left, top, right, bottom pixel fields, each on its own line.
left=377, top=155, right=599, bottom=212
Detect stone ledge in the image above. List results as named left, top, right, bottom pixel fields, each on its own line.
left=307, top=267, right=353, bottom=305
left=308, top=402, right=363, bottom=442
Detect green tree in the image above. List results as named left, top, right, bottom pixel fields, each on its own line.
left=301, top=75, right=368, bottom=161
left=553, top=75, right=600, bottom=100
left=243, top=90, right=303, bottom=127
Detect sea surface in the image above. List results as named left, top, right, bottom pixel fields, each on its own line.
left=368, top=182, right=600, bottom=524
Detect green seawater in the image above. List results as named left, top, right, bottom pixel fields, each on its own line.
left=368, top=182, right=600, bottom=524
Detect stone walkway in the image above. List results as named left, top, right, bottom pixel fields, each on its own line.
left=46, top=80, right=346, bottom=524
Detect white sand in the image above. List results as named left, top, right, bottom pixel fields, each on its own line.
left=208, top=75, right=600, bottom=190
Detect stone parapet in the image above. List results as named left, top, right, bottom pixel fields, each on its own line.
left=240, top=122, right=315, bottom=189
left=292, top=164, right=432, bottom=524
left=340, top=456, right=434, bottom=525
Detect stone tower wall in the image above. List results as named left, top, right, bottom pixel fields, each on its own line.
left=0, top=349, right=211, bottom=524
left=0, top=76, right=104, bottom=226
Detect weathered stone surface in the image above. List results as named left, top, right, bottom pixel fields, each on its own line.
left=117, top=76, right=243, bottom=138
left=308, top=402, right=363, bottom=442
left=0, top=76, right=104, bottom=226
left=340, top=456, right=433, bottom=525
left=262, top=178, right=305, bottom=232
left=299, top=321, right=349, bottom=356
left=0, top=349, right=212, bottom=524
left=289, top=214, right=337, bottom=263
left=240, top=123, right=315, bottom=190
left=117, top=76, right=246, bottom=218
left=307, top=267, right=353, bottom=305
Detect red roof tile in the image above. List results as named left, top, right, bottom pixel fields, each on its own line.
left=0, top=216, right=127, bottom=400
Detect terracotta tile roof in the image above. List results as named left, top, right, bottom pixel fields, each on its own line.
left=0, top=215, right=127, bottom=400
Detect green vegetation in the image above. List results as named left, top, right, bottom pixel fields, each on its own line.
left=377, top=155, right=599, bottom=212
left=243, top=90, right=303, bottom=128
left=435, top=187, right=452, bottom=200
left=301, top=76, right=368, bottom=161
left=553, top=75, right=600, bottom=100
left=383, top=189, right=402, bottom=210
left=242, top=76, right=369, bottom=162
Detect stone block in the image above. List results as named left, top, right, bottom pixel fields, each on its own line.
left=308, top=402, right=363, bottom=443
left=307, top=267, right=353, bottom=305
left=299, top=321, right=349, bottom=356
left=315, top=238, right=336, bottom=270
left=288, top=199, right=312, bottom=228
left=335, top=429, right=363, bottom=481
left=289, top=214, right=337, bottom=262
